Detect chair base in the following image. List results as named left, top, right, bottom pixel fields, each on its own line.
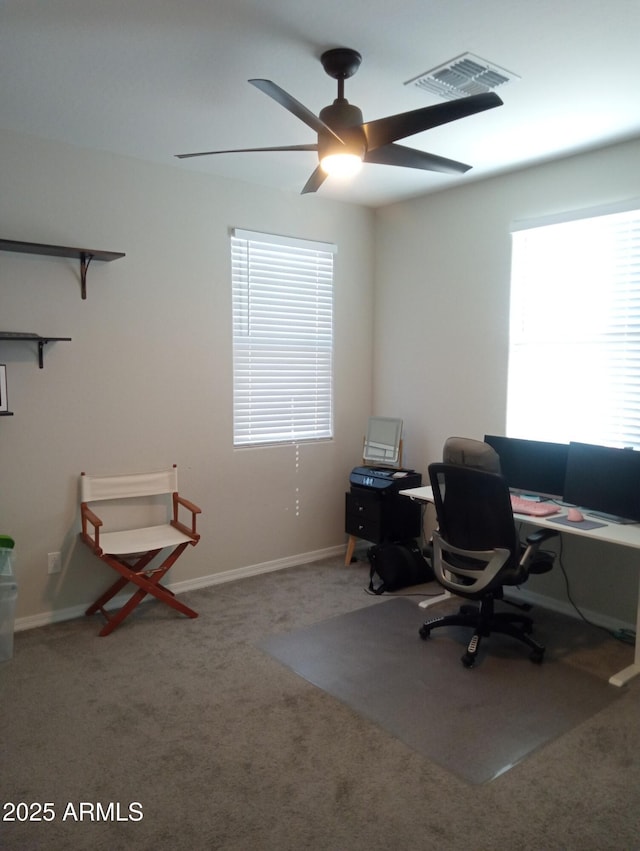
left=418, top=596, right=545, bottom=668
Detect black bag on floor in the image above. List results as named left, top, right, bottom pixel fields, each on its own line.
left=368, top=540, right=434, bottom=595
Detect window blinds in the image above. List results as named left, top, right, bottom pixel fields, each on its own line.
left=231, top=228, right=336, bottom=446
left=507, top=205, right=640, bottom=447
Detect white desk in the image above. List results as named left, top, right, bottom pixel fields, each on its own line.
left=400, top=485, right=640, bottom=687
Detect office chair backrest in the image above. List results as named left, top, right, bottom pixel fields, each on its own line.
left=429, top=462, right=521, bottom=579
left=442, top=436, right=501, bottom=473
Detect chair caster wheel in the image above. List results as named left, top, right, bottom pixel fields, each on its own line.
left=419, top=625, right=431, bottom=640
left=530, top=649, right=545, bottom=664
left=461, top=652, right=476, bottom=668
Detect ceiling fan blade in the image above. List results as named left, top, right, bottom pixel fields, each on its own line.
left=176, top=144, right=318, bottom=159
left=364, top=143, right=471, bottom=174
left=362, top=92, right=503, bottom=151
left=249, top=79, right=345, bottom=144
left=301, top=166, right=327, bottom=195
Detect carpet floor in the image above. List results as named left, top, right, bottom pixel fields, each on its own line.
left=1, top=557, right=638, bottom=850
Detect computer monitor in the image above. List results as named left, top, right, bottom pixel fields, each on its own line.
left=483, top=435, right=569, bottom=498
left=563, top=442, right=640, bottom=522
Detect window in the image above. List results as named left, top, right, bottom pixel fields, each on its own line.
left=231, top=228, right=336, bottom=447
left=507, top=203, right=640, bottom=448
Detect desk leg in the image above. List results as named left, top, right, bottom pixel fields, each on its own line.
left=609, top=583, right=640, bottom=687
left=418, top=590, right=451, bottom=609
left=345, top=535, right=357, bottom=566
left=418, top=563, right=451, bottom=610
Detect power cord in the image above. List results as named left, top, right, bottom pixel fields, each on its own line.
left=526, top=528, right=636, bottom=646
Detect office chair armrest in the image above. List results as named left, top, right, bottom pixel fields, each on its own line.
left=525, top=529, right=559, bottom=546
left=521, top=528, right=558, bottom=570
left=80, top=502, right=104, bottom=555
left=171, top=493, right=202, bottom=541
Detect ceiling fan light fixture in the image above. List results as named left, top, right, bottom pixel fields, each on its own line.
left=320, top=152, right=363, bottom=178
left=317, top=113, right=366, bottom=179
left=177, top=47, right=504, bottom=194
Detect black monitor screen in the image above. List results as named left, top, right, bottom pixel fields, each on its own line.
left=483, top=435, right=569, bottom=498
left=563, top=442, right=640, bottom=521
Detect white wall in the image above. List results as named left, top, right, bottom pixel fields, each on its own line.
left=374, top=137, right=640, bottom=625
left=0, top=128, right=375, bottom=623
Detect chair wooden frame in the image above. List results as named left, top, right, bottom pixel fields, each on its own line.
left=80, top=465, right=201, bottom=636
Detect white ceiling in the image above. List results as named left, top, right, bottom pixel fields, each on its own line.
left=1, top=0, right=639, bottom=208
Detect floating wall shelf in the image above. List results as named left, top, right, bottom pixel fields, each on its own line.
left=0, top=238, right=125, bottom=299
left=0, top=333, right=72, bottom=369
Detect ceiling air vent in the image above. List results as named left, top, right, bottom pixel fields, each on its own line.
left=405, top=53, right=519, bottom=100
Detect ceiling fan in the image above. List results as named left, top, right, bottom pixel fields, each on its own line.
left=176, top=48, right=503, bottom=194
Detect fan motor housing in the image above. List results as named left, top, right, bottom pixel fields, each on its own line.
left=319, top=100, right=366, bottom=159
left=319, top=99, right=362, bottom=128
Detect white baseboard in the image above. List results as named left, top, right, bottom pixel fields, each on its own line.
left=15, top=546, right=635, bottom=636
left=14, top=544, right=345, bottom=633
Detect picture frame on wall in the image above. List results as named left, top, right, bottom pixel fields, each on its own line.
left=0, top=365, right=8, bottom=413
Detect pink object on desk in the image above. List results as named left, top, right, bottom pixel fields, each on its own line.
left=510, top=495, right=560, bottom=516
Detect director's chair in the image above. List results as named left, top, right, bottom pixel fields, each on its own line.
left=80, top=466, right=201, bottom=636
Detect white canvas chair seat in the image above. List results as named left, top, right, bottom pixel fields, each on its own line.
left=80, top=466, right=201, bottom=636
left=99, top=524, right=195, bottom=556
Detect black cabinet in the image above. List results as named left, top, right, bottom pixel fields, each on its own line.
left=344, top=473, right=422, bottom=564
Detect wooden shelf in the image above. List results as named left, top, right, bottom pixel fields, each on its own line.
left=0, top=238, right=125, bottom=299
left=0, top=333, right=72, bottom=368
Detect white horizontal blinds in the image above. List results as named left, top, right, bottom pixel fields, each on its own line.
left=507, top=206, right=640, bottom=447
left=231, top=229, right=335, bottom=446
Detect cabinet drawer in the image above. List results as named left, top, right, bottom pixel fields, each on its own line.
left=345, top=490, right=382, bottom=542
left=345, top=489, right=382, bottom=520
left=345, top=513, right=382, bottom=541
left=344, top=486, right=422, bottom=544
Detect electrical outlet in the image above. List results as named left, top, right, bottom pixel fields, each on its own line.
left=47, top=552, right=62, bottom=574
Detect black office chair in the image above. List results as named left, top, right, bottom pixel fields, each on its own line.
left=422, top=436, right=503, bottom=568
left=420, top=462, right=558, bottom=668
left=440, top=436, right=554, bottom=594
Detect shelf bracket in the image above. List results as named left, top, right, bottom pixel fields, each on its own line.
left=34, top=338, right=71, bottom=368
left=80, top=252, right=94, bottom=300
left=37, top=340, right=47, bottom=369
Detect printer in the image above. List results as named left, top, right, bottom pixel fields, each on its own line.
left=349, top=465, right=422, bottom=492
